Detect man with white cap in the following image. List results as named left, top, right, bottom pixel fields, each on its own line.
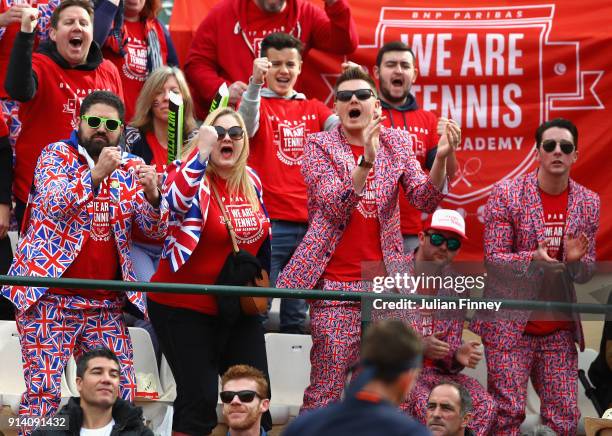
left=387, top=209, right=496, bottom=435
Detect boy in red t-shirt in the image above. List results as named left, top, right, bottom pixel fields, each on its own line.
left=238, top=32, right=338, bottom=333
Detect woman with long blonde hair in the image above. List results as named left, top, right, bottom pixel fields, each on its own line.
left=148, top=108, right=272, bottom=436
left=125, top=66, right=197, bottom=283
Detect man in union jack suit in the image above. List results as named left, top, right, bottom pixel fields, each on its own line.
left=1, top=90, right=168, bottom=423
left=471, top=118, right=600, bottom=435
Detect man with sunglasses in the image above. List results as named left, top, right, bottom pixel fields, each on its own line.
left=471, top=118, right=600, bottom=435
left=2, top=90, right=168, bottom=423
left=220, top=365, right=270, bottom=436
left=393, top=209, right=496, bottom=435
left=276, top=67, right=457, bottom=411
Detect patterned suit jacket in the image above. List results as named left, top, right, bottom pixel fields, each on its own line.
left=470, top=170, right=600, bottom=350
left=1, top=131, right=169, bottom=314
left=276, top=125, right=446, bottom=290
left=161, top=147, right=271, bottom=273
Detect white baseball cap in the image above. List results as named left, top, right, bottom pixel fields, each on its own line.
left=424, top=209, right=467, bottom=239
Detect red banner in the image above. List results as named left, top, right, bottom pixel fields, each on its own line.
left=170, top=0, right=611, bottom=260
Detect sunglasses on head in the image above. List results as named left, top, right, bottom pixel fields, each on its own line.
left=426, top=232, right=462, bottom=251
left=219, top=390, right=260, bottom=404
left=214, top=125, right=244, bottom=141
left=540, top=139, right=575, bottom=154
left=335, top=89, right=375, bottom=102
left=81, top=115, right=122, bottom=132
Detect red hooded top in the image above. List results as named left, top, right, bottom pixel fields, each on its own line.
left=184, top=0, right=358, bottom=117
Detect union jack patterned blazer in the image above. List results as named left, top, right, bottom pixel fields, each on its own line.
left=470, top=170, right=600, bottom=350
left=1, top=131, right=169, bottom=314
left=161, top=147, right=271, bottom=273
left=276, top=125, right=446, bottom=290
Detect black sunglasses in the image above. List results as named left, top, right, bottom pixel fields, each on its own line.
left=81, top=115, right=122, bottom=132
left=214, top=125, right=244, bottom=141
left=220, top=390, right=261, bottom=404
left=335, top=89, right=375, bottom=102
left=540, top=139, right=574, bottom=154
left=427, top=232, right=461, bottom=251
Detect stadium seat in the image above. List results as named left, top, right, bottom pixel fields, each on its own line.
left=65, top=327, right=164, bottom=399
left=0, top=320, right=72, bottom=414
left=158, top=354, right=177, bottom=402
left=127, top=327, right=173, bottom=434
left=264, top=333, right=312, bottom=420
left=7, top=231, right=18, bottom=254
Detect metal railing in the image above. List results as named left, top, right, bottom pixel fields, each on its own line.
left=1, top=275, right=609, bottom=314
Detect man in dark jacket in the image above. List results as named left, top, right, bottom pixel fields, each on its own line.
left=32, top=348, right=152, bottom=436
left=283, top=319, right=430, bottom=436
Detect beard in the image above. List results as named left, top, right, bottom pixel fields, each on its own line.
left=225, top=405, right=261, bottom=431
left=257, top=0, right=285, bottom=13
left=79, top=127, right=119, bottom=159
left=380, top=81, right=410, bottom=105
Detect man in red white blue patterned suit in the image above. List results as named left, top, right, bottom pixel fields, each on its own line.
left=471, top=118, right=600, bottom=435
left=276, top=67, right=460, bottom=411
left=1, top=91, right=168, bottom=424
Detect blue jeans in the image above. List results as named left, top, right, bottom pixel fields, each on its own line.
left=271, top=220, right=308, bottom=333
left=130, top=241, right=163, bottom=282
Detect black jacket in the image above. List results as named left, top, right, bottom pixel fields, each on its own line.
left=31, top=397, right=153, bottom=436
left=5, top=31, right=106, bottom=102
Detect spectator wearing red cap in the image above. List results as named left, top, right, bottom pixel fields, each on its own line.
left=388, top=209, right=496, bottom=436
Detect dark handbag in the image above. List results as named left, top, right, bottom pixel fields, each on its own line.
left=211, top=183, right=269, bottom=324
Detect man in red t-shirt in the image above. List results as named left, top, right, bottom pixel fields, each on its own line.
left=4, top=0, right=123, bottom=229
left=238, top=32, right=338, bottom=334
left=373, top=41, right=458, bottom=253
left=276, top=67, right=459, bottom=410
left=0, top=0, right=60, bottom=145
left=1, top=91, right=167, bottom=423
left=184, top=0, right=358, bottom=117
left=472, top=118, right=600, bottom=435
